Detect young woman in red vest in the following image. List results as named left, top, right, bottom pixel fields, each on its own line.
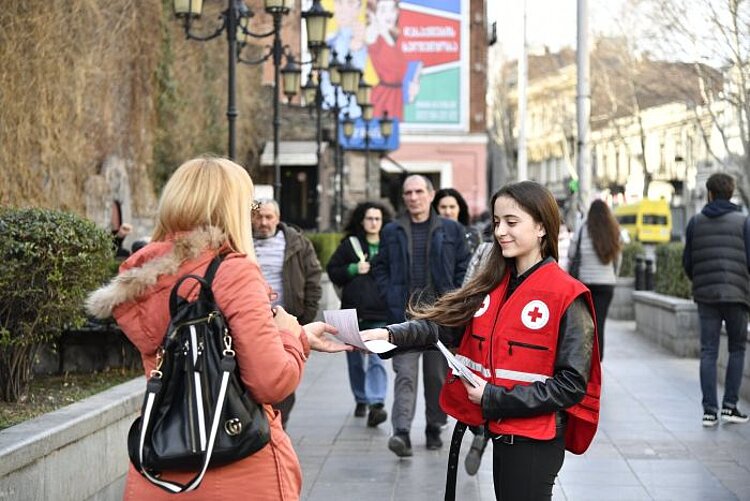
left=363, top=181, right=601, bottom=500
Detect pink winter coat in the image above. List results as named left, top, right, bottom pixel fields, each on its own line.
left=86, top=228, right=310, bottom=501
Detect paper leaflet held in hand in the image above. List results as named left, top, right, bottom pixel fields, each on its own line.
left=435, top=340, right=481, bottom=388
left=322, top=309, right=397, bottom=354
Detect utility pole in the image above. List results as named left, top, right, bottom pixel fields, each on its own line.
left=517, top=0, right=528, bottom=181
left=576, top=0, right=591, bottom=213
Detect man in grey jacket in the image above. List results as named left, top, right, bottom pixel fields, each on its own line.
left=683, top=173, right=750, bottom=427
left=253, top=199, right=322, bottom=427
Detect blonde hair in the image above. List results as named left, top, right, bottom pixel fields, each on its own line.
left=152, top=157, right=256, bottom=260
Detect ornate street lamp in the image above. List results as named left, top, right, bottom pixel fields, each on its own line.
left=357, top=81, right=372, bottom=111
left=172, top=0, right=253, bottom=159
left=380, top=110, right=393, bottom=139
left=302, top=75, right=318, bottom=107
left=338, top=53, right=362, bottom=95
left=356, top=82, right=375, bottom=198
left=232, top=0, right=330, bottom=202
left=264, top=0, right=294, bottom=12
left=281, top=55, right=301, bottom=102
left=342, top=113, right=356, bottom=139
left=311, top=44, right=330, bottom=71
left=302, top=0, right=333, bottom=49
left=303, top=46, right=364, bottom=229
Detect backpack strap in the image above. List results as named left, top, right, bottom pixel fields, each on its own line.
left=167, top=253, right=226, bottom=323
left=444, top=421, right=468, bottom=501
left=203, top=253, right=227, bottom=287
left=198, top=253, right=227, bottom=303
left=348, top=236, right=366, bottom=261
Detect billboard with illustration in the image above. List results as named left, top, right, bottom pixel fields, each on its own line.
left=314, top=0, right=468, bottom=133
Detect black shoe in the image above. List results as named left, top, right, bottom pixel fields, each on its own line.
left=354, top=403, right=367, bottom=417
left=425, top=425, right=443, bottom=450
left=367, top=403, right=388, bottom=427
left=721, top=406, right=749, bottom=424
left=464, top=433, right=488, bottom=475
left=388, top=431, right=413, bottom=457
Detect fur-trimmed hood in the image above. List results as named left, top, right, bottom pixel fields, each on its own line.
left=85, top=227, right=227, bottom=319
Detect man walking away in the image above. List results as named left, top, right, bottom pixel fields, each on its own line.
left=683, top=173, right=750, bottom=427
left=253, top=199, right=322, bottom=428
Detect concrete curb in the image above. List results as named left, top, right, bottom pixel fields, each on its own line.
left=0, top=377, right=144, bottom=500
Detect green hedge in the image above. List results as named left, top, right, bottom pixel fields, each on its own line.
left=619, top=241, right=644, bottom=277
left=306, top=232, right=344, bottom=270
left=0, top=208, right=114, bottom=401
left=654, top=242, right=692, bottom=299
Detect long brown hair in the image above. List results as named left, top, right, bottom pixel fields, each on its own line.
left=408, top=181, right=560, bottom=327
left=586, top=199, right=621, bottom=264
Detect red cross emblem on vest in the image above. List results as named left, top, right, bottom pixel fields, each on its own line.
left=521, top=300, right=550, bottom=330
left=474, top=294, right=491, bottom=317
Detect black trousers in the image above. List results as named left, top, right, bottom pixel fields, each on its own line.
left=586, top=283, right=614, bottom=361
left=492, top=433, right=565, bottom=500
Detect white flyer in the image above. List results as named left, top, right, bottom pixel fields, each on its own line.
left=322, top=309, right=396, bottom=354
left=435, top=340, right=480, bottom=388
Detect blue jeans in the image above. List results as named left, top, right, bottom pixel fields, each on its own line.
left=698, top=302, right=748, bottom=412
left=346, top=351, right=388, bottom=405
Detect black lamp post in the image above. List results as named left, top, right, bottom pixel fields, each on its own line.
left=232, top=0, right=330, bottom=203
left=302, top=45, right=362, bottom=230
left=301, top=52, right=328, bottom=214
left=356, top=79, right=373, bottom=198
left=333, top=53, right=361, bottom=229
left=354, top=74, right=396, bottom=201
left=378, top=110, right=394, bottom=197
left=345, top=96, right=392, bottom=201
left=380, top=110, right=394, bottom=141
left=173, top=0, right=253, bottom=160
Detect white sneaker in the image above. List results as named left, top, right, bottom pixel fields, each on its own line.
left=702, top=412, right=718, bottom=427
left=720, top=407, right=749, bottom=424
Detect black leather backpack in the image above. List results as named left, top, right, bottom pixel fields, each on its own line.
left=127, top=254, right=270, bottom=493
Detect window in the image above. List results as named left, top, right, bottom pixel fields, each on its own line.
left=643, top=214, right=668, bottom=225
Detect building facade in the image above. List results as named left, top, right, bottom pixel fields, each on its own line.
left=498, top=41, right=734, bottom=237
left=251, top=0, right=491, bottom=228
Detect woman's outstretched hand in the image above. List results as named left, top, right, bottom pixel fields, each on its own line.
left=303, top=322, right=353, bottom=353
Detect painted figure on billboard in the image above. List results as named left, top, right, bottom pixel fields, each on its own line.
left=365, top=0, right=421, bottom=121
left=321, top=0, right=465, bottom=130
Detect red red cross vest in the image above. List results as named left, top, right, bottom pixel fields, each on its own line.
left=439, top=261, right=601, bottom=454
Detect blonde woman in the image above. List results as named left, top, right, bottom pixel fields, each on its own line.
left=86, top=157, right=349, bottom=500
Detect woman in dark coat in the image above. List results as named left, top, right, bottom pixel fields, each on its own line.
left=433, top=188, right=481, bottom=255
left=327, top=201, right=392, bottom=426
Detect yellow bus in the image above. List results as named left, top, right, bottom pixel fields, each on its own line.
left=614, top=199, right=672, bottom=243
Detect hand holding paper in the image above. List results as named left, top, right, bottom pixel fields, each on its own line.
left=435, top=340, right=480, bottom=388
left=323, top=309, right=396, bottom=354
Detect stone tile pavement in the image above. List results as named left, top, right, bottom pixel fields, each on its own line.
left=286, top=320, right=750, bottom=500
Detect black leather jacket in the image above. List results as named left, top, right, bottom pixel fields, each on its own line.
left=386, top=276, right=594, bottom=423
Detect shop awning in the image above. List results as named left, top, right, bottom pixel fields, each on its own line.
left=259, top=141, right=325, bottom=166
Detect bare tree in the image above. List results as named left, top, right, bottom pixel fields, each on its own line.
left=591, top=37, right=655, bottom=198
left=637, top=0, right=750, bottom=204
left=489, top=54, right=518, bottom=187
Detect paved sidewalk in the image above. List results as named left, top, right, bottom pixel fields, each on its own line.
left=286, top=320, right=750, bottom=500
